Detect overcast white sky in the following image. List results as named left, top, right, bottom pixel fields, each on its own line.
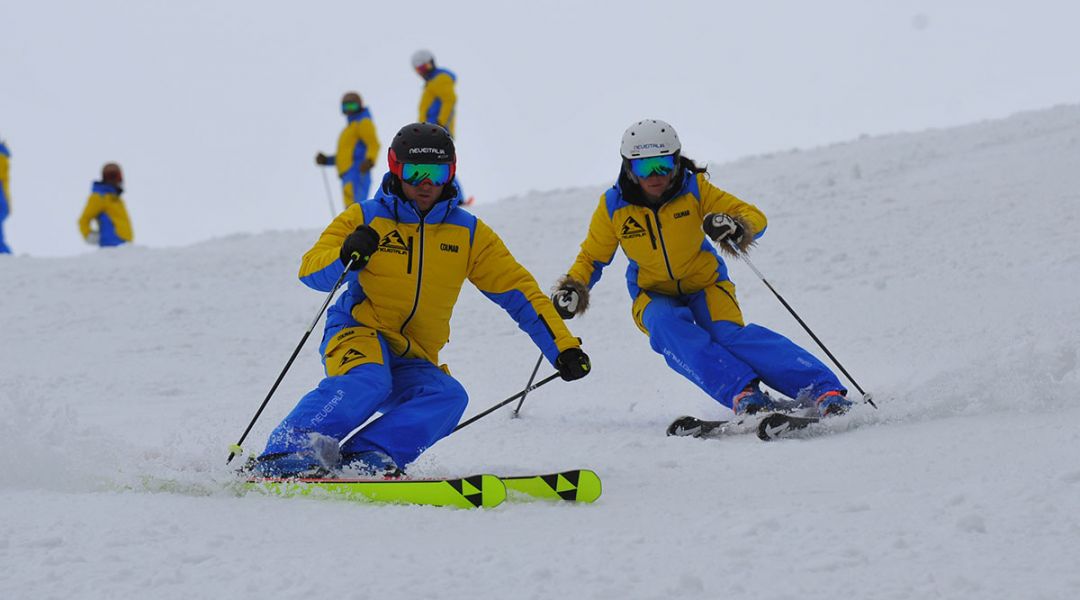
left=3, top=0, right=1079, bottom=256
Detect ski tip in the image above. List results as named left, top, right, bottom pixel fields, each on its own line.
left=756, top=413, right=819, bottom=441
left=472, top=474, right=508, bottom=508
left=666, top=415, right=699, bottom=437
left=501, top=469, right=603, bottom=503
left=574, top=469, right=602, bottom=503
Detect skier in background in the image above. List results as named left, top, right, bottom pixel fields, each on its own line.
left=411, top=49, right=457, bottom=136
left=411, top=50, right=472, bottom=205
left=78, top=163, right=133, bottom=247
left=0, top=137, right=11, bottom=254
left=316, top=91, right=380, bottom=209
left=251, top=123, right=591, bottom=478
left=552, top=119, right=851, bottom=417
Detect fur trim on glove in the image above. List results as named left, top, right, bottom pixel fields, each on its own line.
left=553, top=275, right=590, bottom=317
left=716, top=215, right=757, bottom=257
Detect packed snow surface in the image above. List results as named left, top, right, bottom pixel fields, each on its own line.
left=2, top=105, right=1079, bottom=599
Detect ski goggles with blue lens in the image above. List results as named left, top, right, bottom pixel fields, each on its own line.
left=629, top=154, right=677, bottom=178
left=401, top=162, right=452, bottom=186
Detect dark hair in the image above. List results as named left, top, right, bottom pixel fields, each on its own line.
left=679, top=154, right=708, bottom=177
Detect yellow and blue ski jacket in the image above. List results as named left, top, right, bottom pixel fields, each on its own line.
left=329, top=109, right=380, bottom=180
left=0, top=141, right=11, bottom=213
left=299, top=173, right=579, bottom=366
left=418, top=68, right=457, bottom=136
left=78, top=182, right=133, bottom=246
left=567, top=167, right=767, bottom=299
left=0, top=141, right=10, bottom=253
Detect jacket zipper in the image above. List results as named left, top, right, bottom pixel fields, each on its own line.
left=648, top=209, right=682, bottom=295
left=398, top=219, right=426, bottom=356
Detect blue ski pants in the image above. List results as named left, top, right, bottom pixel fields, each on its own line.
left=341, top=170, right=372, bottom=208
left=261, top=325, right=468, bottom=469
left=636, top=283, right=844, bottom=409
left=0, top=197, right=10, bottom=254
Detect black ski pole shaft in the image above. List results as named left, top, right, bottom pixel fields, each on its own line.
left=226, top=257, right=356, bottom=464
left=728, top=241, right=877, bottom=408
left=453, top=372, right=561, bottom=433
left=511, top=353, right=545, bottom=417
left=319, top=167, right=336, bottom=219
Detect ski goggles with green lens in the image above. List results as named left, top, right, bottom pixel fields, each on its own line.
left=629, top=154, right=677, bottom=178
left=342, top=101, right=361, bottom=113
left=401, top=162, right=452, bottom=186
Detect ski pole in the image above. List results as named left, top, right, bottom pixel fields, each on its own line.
left=727, top=240, right=877, bottom=408
left=511, top=353, right=545, bottom=417
left=319, top=167, right=337, bottom=219
left=453, top=372, right=560, bottom=433
left=226, top=256, right=357, bottom=464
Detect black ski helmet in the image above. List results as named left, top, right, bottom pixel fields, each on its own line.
left=388, top=123, right=456, bottom=182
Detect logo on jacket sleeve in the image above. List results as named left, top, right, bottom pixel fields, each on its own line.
left=379, top=230, right=411, bottom=255
left=620, top=216, right=647, bottom=239
left=339, top=348, right=367, bottom=367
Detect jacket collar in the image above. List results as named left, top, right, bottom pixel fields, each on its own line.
left=616, top=167, right=691, bottom=208
left=92, top=181, right=122, bottom=195
left=375, top=172, right=463, bottom=224
left=346, top=108, right=371, bottom=123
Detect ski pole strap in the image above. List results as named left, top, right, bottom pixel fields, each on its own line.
left=454, top=372, right=560, bottom=433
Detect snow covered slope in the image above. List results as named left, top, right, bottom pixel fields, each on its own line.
left=2, top=105, right=1079, bottom=599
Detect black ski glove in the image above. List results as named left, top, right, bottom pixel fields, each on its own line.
left=555, top=347, right=591, bottom=381
left=316, top=152, right=331, bottom=166
left=703, top=213, right=744, bottom=246
left=340, top=225, right=380, bottom=270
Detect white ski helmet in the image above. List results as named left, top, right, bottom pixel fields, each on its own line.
left=411, top=49, right=435, bottom=69
left=620, top=119, right=681, bottom=159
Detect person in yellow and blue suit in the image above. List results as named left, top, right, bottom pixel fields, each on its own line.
left=316, top=92, right=380, bottom=209
left=251, top=124, right=592, bottom=478
left=552, top=119, right=851, bottom=418
left=411, top=50, right=456, bottom=136
left=411, top=50, right=473, bottom=205
left=78, top=162, right=133, bottom=247
left=0, top=138, right=11, bottom=254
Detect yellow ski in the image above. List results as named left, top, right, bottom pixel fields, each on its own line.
left=501, top=469, right=602, bottom=503
left=244, top=474, right=506, bottom=509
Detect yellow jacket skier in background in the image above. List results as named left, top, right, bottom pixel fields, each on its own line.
left=411, top=49, right=457, bottom=136
left=0, top=138, right=11, bottom=254
left=316, top=92, right=380, bottom=208
left=251, top=123, right=591, bottom=478
left=78, top=162, right=133, bottom=247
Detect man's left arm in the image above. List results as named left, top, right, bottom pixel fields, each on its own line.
left=467, top=219, right=580, bottom=365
